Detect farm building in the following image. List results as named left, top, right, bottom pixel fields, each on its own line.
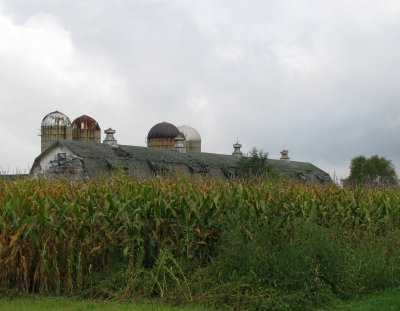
left=31, top=111, right=331, bottom=182
left=30, top=139, right=330, bottom=182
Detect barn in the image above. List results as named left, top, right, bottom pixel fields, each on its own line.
left=30, top=139, right=330, bottom=182
left=31, top=111, right=331, bottom=182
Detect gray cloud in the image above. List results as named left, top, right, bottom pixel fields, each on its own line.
left=0, top=0, right=399, bottom=178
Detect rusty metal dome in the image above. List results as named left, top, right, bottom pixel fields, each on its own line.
left=147, top=122, right=180, bottom=140
left=72, top=115, right=101, bottom=130
left=41, top=111, right=71, bottom=127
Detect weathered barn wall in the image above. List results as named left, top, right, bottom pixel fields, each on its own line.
left=31, top=145, right=86, bottom=178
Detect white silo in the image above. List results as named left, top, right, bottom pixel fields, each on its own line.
left=41, top=111, right=72, bottom=153
left=177, top=125, right=201, bottom=153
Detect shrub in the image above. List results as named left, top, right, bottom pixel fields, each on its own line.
left=1, top=176, right=400, bottom=309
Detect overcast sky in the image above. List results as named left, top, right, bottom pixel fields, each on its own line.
left=0, top=0, right=399, bottom=179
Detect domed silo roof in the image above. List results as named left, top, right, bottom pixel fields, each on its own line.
left=41, top=111, right=71, bottom=127
left=177, top=125, right=201, bottom=142
left=72, top=115, right=101, bottom=130
left=147, top=122, right=180, bottom=140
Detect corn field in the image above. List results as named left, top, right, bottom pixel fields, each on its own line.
left=1, top=175, right=400, bottom=301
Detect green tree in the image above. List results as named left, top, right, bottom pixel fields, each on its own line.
left=343, top=155, right=398, bottom=188
left=238, top=147, right=270, bottom=178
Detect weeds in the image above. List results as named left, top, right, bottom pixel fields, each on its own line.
left=1, top=175, right=400, bottom=309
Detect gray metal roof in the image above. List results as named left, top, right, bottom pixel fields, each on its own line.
left=30, top=140, right=331, bottom=182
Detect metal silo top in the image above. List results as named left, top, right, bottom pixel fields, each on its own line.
left=72, top=115, right=101, bottom=130
left=147, top=122, right=180, bottom=139
left=41, top=111, right=71, bottom=127
left=177, top=125, right=201, bottom=142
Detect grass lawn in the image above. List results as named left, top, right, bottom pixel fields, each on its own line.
left=0, top=296, right=209, bottom=311
left=3, top=289, right=400, bottom=311
left=323, top=288, right=400, bottom=311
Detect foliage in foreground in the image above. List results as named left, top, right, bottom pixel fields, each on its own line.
left=0, top=296, right=207, bottom=311
left=3, top=287, right=400, bottom=311
left=1, top=175, right=400, bottom=310
left=325, top=288, right=400, bottom=311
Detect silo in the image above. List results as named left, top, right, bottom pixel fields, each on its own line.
left=147, top=122, right=180, bottom=150
left=41, top=111, right=72, bottom=153
left=72, top=115, right=101, bottom=143
left=177, top=125, right=201, bottom=153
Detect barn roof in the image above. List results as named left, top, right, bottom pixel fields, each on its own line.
left=30, top=140, right=330, bottom=182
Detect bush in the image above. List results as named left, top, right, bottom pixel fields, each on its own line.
left=342, top=155, right=398, bottom=188
left=2, top=176, right=400, bottom=310
left=238, top=147, right=270, bottom=178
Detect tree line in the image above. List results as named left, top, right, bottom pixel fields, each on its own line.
left=238, top=147, right=399, bottom=188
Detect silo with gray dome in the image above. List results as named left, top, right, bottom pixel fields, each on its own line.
left=177, top=125, right=201, bottom=153
left=40, top=111, right=72, bottom=153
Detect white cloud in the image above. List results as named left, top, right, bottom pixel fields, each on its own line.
left=0, top=7, right=130, bottom=170
left=0, top=0, right=399, bottom=179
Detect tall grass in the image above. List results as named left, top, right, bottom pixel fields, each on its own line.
left=1, top=175, right=400, bottom=309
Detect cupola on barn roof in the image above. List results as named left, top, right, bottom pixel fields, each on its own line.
left=41, top=111, right=71, bottom=127
left=147, top=122, right=180, bottom=140
left=177, top=125, right=201, bottom=142
left=72, top=115, right=101, bottom=130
